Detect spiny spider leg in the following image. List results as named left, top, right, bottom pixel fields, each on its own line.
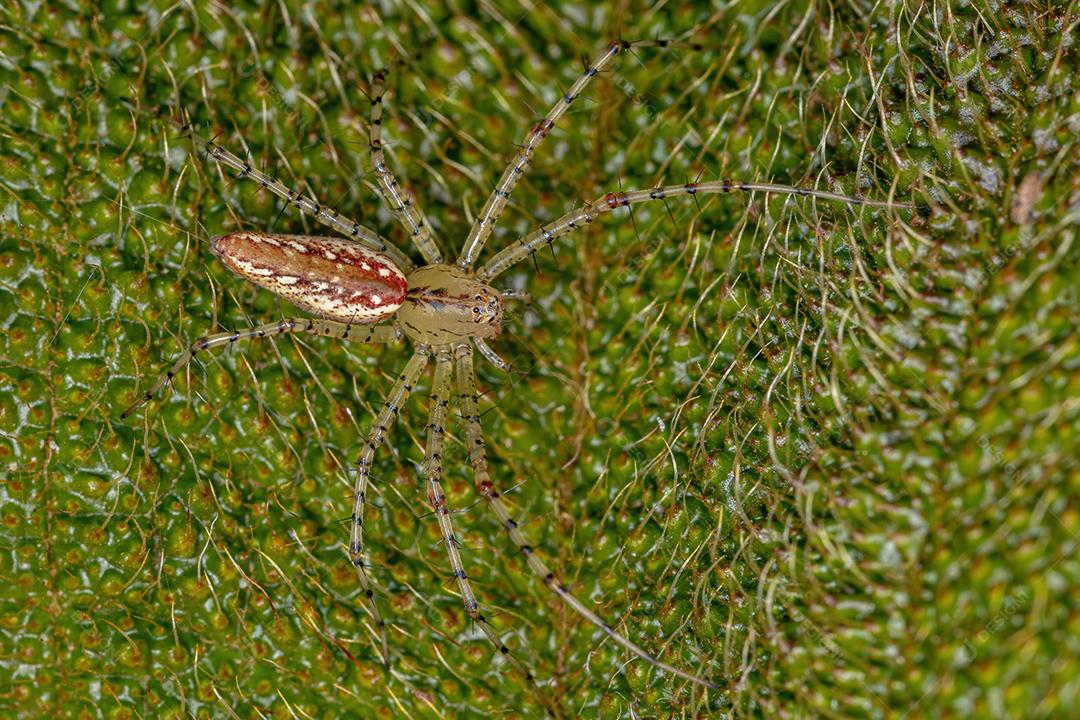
left=172, top=118, right=417, bottom=273
left=453, top=345, right=717, bottom=690
left=457, top=39, right=700, bottom=268
left=369, top=67, right=443, bottom=265
left=480, top=180, right=915, bottom=280
left=120, top=320, right=401, bottom=419
left=425, top=347, right=556, bottom=713
left=349, top=348, right=430, bottom=665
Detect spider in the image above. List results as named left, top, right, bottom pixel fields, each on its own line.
left=122, top=38, right=910, bottom=709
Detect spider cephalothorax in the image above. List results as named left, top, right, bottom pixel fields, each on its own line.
left=125, top=37, right=914, bottom=712
left=398, top=264, right=504, bottom=344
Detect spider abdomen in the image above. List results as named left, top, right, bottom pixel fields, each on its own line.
left=211, top=232, right=407, bottom=323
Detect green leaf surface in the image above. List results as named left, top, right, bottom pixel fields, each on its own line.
left=1, top=0, right=1077, bottom=718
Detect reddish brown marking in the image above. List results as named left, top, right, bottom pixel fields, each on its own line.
left=529, top=118, right=555, bottom=139
left=603, top=192, right=629, bottom=209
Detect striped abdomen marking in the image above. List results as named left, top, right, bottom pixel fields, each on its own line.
left=211, top=232, right=407, bottom=324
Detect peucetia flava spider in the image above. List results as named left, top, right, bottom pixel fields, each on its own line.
left=121, top=37, right=914, bottom=711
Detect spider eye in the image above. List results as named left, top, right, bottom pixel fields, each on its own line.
left=473, top=307, right=480, bottom=313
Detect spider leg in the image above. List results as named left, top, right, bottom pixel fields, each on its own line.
left=457, top=39, right=700, bottom=269
left=473, top=337, right=509, bottom=372
left=369, top=67, right=444, bottom=265
left=121, top=320, right=401, bottom=419
left=425, top=347, right=557, bottom=713
left=349, top=348, right=430, bottom=666
left=172, top=117, right=417, bottom=273
left=479, top=180, right=917, bottom=280
left=453, top=344, right=717, bottom=690
left=499, top=288, right=532, bottom=305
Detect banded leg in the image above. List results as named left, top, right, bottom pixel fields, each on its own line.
left=121, top=320, right=401, bottom=418
left=174, top=119, right=416, bottom=273
left=479, top=180, right=915, bottom=280
left=424, top=347, right=549, bottom=701
left=457, top=39, right=700, bottom=268
left=454, top=344, right=716, bottom=689
left=369, top=67, right=443, bottom=265
left=349, top=348, right=430, bottom=664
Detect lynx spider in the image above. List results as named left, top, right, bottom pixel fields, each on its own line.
left=123, top=38, right=911, bottom=707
